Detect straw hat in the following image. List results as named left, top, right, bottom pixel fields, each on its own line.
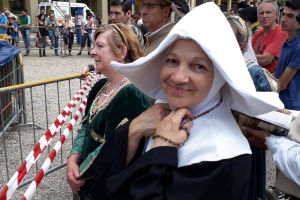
left=135, top=0, right=190, bottom=18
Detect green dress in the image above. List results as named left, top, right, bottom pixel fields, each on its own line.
left=69, top=78, right=150, bottom=199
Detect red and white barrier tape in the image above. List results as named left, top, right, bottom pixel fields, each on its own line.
left=21, top=95, right=89, bottom=200
left=0, top=72, right=99, bottom=200
left=22, top=75, right=102, bottom=200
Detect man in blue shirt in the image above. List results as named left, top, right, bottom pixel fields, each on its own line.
left=9, top=17, right=19, bottom=48
left=0, top=10, right=8, bottom=40
left=275, top=0, right=300, bottom=111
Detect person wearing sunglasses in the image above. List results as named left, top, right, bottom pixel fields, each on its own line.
left=136, top=0, right=189, bottom=55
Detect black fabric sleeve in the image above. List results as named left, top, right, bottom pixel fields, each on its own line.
left=106, top=146, right=178, bottom=199
left=103, top=84, right=150, bottom=139
left=105, top=153, right=251, bottom=200
left=91, top=120, right=131, bottom=199
left=92, top=120, right=145, bottom=200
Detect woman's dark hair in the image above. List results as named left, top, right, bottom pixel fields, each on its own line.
left=230, top=9, right=237, bottom=14
left=37, top=14, right=45, bottom=21
left=95, top=16, right=102, bottom=25
left=86, top=12, right=93, bottom=18
left=110, top=0, right=131, bottom=14
left=285, top=0, right=300, bottom=11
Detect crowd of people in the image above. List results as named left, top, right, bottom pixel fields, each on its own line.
left=1, top=0, right=300, bottom=199
left=0, top=7, right=102, bottom=57
left=66, top=0, right=300, bottom=200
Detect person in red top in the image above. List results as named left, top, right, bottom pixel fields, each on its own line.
left=252, top=0, right=288, bottom=73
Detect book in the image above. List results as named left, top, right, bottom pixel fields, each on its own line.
left=233, top=110, right=297, bottom=137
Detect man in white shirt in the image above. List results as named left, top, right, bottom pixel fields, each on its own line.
left=243, top=111, right=300, bottom=199
left=4, top=10, right=18, bottom=21
left=45, top=13, right=60, bottom=56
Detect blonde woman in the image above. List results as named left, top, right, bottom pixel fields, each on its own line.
left=63, top=14, right=74, bottom=56
left=66, top=23, right=150, bottom=200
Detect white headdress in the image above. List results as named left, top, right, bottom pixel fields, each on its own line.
left=111, top=3, right=284, bottom=166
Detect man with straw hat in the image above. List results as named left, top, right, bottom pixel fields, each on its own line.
left=135, top=0, right=190, bottom=55
left=81, top=0, right=190, bottom=78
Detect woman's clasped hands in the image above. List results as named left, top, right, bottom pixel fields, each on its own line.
left=152, top=108, right=194, bottom=149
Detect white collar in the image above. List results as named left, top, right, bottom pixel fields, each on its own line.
left=111, top=3, right=283, bottom=166
left=146, top=99, right=252, bottom=167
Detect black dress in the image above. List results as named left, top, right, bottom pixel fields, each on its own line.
left=92, top=121, right=251, bottom=200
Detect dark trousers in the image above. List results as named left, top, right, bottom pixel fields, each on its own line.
left=63, top=32, right=74, bottom=52
left=247, top=146, right=266, bottom=200
left=81, top=33, right=91, bottom=48
left=39, top=36, right=46, bottom=48
left=53, top=35, right=59, bottom=55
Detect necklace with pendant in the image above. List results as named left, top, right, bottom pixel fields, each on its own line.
left=90, top=77, right=128, bottom=118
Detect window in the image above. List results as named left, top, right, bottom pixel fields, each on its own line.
left=46, top=6, right=52, bottom=16
left=71, top=7, right=76, bottom=17
left=40, top=6, right=45, bottom=14
left=9, top=0, right=25, bottom=12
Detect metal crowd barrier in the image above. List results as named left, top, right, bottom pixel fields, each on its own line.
left=0, top=73, right=95, bottom=199
left=0, top=54, right=24, bottom=135
left=3, top=26, right=98, bottom=56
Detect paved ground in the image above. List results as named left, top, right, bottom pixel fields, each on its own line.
left=1, top=38, right=277, bottom=199
left=0, top=46, right=94, bottom=200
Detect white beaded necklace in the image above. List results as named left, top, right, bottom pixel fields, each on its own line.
left=90, top=77, right=128, bottom=117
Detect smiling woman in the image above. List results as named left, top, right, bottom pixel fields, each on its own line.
left=160, top=39, right=214, bottom=108
left=90, top=3, right=285, bottom=200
